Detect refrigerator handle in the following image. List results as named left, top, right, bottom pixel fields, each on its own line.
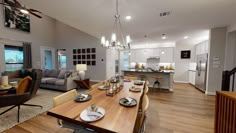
left=198, top=60, right=201, bottom=76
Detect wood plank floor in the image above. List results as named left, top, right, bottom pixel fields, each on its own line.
left=3, top=83, right=215, bottom=133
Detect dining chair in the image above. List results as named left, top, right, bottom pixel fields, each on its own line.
left=133, top=94, right=149, bottom=133
left=53, top=89, right=96, bottom=133
left=144, top=85, right=149, bottom=94
left=140, top=94, right=150, bottom=133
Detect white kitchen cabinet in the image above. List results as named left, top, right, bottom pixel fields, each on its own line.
left=188, top=71, right=196, bottom=85
left=128, top=47, right=174, bottom=63
left=195, top=40, right=208, bottom=55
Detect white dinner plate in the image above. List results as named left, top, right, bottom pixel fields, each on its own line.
left=129, top=87, right=141, bottom=92
left=80, top=107, right=105, bottom=122
left=0, top=85, right=12, bottom=89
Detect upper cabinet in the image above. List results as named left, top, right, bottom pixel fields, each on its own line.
left=195, top=41, right=208, bottom=55
left=128, top=47, right=174, bottom=63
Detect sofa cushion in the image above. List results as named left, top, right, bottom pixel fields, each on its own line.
left=44, top=69, right=60, bottom=78
left=46, top=78, right=58, bottom=85
left=41, top=77, right=57, bottom=84
left=55, top=79, right=65, bottom=86
left=2, top=70, right=21, bottom=79
left=57, top=70, right=67, bottom=79
left=9, top=78, right=22, bottom=82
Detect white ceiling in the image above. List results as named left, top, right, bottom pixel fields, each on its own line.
left=22, top=0, right=236, bottom=47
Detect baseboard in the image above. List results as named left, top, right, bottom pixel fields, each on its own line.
left=205, top=91, right=216, bottom=96
left=174, top=80, right=189, bottom=84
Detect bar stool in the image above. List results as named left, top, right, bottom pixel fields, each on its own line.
left=152, top=76, right=162, bottom=90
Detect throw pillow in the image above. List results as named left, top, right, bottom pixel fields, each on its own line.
left=20, top=69, right=31, bottom=78
left=50, top=70, right=60, bottom=78
left=57, top=70, right=67, bottom=79
left=16, top=76, right=32, bottom=94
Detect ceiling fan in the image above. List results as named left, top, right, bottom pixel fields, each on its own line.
left=0, top=0, right=42, bottom=18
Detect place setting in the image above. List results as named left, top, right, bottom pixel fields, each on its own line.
left=98, top=85, right=109, bottom=90
left=74, top=93, right=92, bottom=102
left=129, top=85, right=142, bottom=92
left=80, top=104, right=105, bottom=122
left=119, top=97, right=137, bottom=107
left=133, top=80, right=144, bottom=86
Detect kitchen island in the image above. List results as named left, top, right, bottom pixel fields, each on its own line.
left=122, top=69, right=174, bottom=91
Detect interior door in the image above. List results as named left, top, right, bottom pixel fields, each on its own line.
left=40, top=46, right=55, bottom=70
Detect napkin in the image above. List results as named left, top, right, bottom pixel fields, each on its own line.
left=79, top=94, right=88, bottom=99
left=125, top=97, right=133, bottom=104
left=87, top=108, right=102, bottom=119
left=124, top=79, right=131, bottom=82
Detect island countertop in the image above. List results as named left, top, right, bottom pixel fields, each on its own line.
left=122, top=69, right=174, bottom=74
left=122, top=69, right=174, bottom=91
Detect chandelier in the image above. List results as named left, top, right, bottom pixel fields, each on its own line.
left=101, top=0, right=131, bottom=49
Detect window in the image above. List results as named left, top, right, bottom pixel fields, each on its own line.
left=57, top=49, right=67, bottom=69
left=4, top=45, right=24, bottom=71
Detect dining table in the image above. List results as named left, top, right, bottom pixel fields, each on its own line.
left=47, top=81, right=144, bottom=133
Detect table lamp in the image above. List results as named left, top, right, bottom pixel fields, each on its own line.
left=76, top=64, right=87, bottom=80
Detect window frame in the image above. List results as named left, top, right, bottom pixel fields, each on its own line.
left=4, top=45, right=24, bottom=71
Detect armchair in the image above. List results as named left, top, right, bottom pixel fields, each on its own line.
left=0, top=69, right=43, bottom=122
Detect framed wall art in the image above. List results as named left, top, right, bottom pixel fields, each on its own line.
left=181, top=50, right=191, bottom=59
left=4, top=0, right=30, bottom=32
left=73, top=48, right=96, bottom=66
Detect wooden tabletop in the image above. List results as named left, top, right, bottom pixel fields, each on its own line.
left=47, top=81, right=144, bottom=133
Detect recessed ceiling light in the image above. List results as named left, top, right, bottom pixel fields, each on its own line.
left=125, top=16, right=132, bottom=20
left=162, top=34, right=167, bottom=39
left=184, top=36, right=189, bottom=39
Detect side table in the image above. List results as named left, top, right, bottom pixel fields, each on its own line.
left=73, top=79, right=90, bottom=89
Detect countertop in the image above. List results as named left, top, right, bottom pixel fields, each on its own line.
left=122, top=69, right=174, bottom=74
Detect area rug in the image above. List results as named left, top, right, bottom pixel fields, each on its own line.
left=0, top=89, right=75, bottom=132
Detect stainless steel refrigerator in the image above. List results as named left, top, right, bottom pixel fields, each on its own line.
left=195, top=54, right=208, bottom=92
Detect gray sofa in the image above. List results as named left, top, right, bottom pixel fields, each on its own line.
left=40, top=69, right=78, bottom=91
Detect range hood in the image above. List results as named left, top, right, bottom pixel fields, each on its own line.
left=147, top=56, right=160, bottom=59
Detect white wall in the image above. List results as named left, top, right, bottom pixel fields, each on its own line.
left=206, top=27, right=227, bottom=95
left=55, top=21, right=107, bottom=81
left=224, top=31, right=236, bottom=70
left=228, top=23, right=236, bottom=32
left=174, top=42, right=196, bottom=83
left=0, top=6, right=57, bottom=72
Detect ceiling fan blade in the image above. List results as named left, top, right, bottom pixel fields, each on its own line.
left=29, top=11, right=42, bottom=18
left=29, top=8, right=42, bottom=13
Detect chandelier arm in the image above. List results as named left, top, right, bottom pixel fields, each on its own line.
left=118, top=18, right=127, bottom=48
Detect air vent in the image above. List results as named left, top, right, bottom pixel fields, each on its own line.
left=160, top=11, right=171, bottom=17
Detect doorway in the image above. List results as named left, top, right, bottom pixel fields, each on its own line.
left=57, top=49, right=67, bottom=69
left=40, top=46, right=55, bottom=70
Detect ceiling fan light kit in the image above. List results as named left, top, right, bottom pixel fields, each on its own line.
left=0, top=0, right=42, bottom=18
left=101, top=0, right=131, bottom=49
